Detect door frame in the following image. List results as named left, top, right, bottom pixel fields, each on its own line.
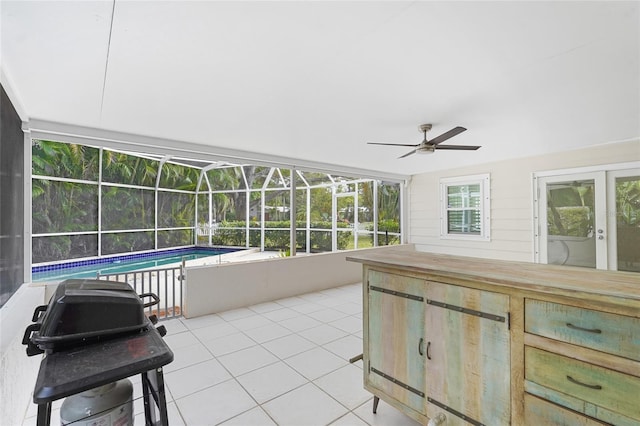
left=532, top=161, right=640, bottom=270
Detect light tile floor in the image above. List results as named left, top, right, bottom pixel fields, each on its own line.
left=22, top=283, right=421, bottom=426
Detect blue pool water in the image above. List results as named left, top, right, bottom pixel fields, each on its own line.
left=32, top=247, right=240, bottom=282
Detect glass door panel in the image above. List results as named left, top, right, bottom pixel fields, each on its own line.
left=545, top=179, right=597, bottom=268
left=538, top=172, right=606, bottom=269
left=611, top=172, right=640, bottom=272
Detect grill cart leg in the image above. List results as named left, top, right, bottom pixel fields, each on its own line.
left=142, top=367, right=169, bottom=426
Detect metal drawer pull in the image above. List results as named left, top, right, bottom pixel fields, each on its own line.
left=566, top=323, right=602, bottom=334
left=567, top=375, right=602, bottom=390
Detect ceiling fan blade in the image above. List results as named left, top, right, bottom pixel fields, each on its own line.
left=367, top=142, right=420, bottom=147
left=398, top=149, right=417, bottom=158
left=434, top=144, right=481, bottom=150
left=429, top=126, right=467, bottom=145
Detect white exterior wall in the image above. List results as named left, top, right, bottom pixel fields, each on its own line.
left=409, top=140, right=640, bottom=261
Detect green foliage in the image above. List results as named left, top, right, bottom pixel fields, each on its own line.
left=547, top=206, right=591, bottom=237
left=616, top=179, right=640, bottom=227
left=209, top=221, right=352, bottom=251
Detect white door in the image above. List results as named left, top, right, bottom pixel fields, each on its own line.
left=536, top=167, right=640, bottom=271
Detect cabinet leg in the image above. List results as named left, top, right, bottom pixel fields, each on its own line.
left=373, top=396, right=380, bottom=414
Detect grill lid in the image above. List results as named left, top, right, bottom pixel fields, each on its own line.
left=23, top=279, right=158, bottom=356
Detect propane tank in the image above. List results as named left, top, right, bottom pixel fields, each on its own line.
left=60, top=379, right=133, bottom=426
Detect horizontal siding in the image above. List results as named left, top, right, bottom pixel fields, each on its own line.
left=409, top=139, right=640, bottom=262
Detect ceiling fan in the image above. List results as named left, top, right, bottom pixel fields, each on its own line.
left=367, top=124, right=481, bottom=158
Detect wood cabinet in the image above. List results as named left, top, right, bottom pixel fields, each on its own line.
left=349, top=249, right=640, bottom=426
left=425, top=282, right=511, bottom=426
left=365, top=270, right=426, bottom=420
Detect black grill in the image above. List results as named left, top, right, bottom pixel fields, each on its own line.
left=23, top=279, right=162, bottom=356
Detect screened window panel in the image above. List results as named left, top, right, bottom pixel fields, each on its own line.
left=158, top=192, right=195, bottom=228
left=296, top=230, right=307, bottom=251
left=32, top=140, right=100, bottom=180
left=227, top=191, right=248, bottom=223
left=32, top=180, right=98, bottom=234
left=309, top=230, right=332, bottom=252
left=212, top=227, right=246, bottom=246
left=267, top=168, right=289, bottom=188
left=357, top=231, right=374, bottom=249
left=378, top=181, right=401, bottom=232
left=158, top=229, right=193, bottom=249
left=377, top=231, right=401, bottom=246
left=244, top=166, right=270, bottom=189
left=101, top=187, right=155, bottom=231
left=207, top=167, right=246, bottom=191
left=197, top=192, right=210, bottom=226
left=335, top=183, right=356, bottom=194
left=198, top=178, right=208, bottom=192
left=310, top=187, right=332, bottom=225
left=32, top=234, right=98, bottom=263
left=264, top=190, right=290, bottom=222
left=294, top=170, right=307, bottom=187
left=296, top=189, right=308, bottom=223
left=159, top=162, right=199, bottom=190
left=101, top=150, right=158, bottom=187
left=248, top=229, right=261, bottom=247
left=101, top=231, right=154, bottom=255
left=358, top=181, right=374, bottom=224
left=299, top=171, right=332, bottom=186
left=264, top=229, right=289, bottom=250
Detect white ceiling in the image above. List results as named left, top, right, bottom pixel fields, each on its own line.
left=1, top=1, right=639, bottom=177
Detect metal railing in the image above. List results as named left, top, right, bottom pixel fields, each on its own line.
left=97, top=260, right=185, bottom=320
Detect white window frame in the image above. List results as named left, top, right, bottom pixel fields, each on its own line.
left=439, top=173, right=491, bottom=241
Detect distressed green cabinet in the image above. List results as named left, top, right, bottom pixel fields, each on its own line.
left=425, top=282, right=511, bottom=426
left=350, top=250, right=640, bottom=426
left=366, top=270, right=426, bottom=420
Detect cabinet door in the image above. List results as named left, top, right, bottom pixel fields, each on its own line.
left=425, top=282, right=511, bottom=425
left=367, top=270, right=426, bottom=415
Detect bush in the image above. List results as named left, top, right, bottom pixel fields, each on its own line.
left=207, top=220, right=352, bottom=251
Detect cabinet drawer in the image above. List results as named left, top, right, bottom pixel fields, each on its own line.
left=524, top=394, right=606, bottom=425
left=525, top=299, right=640, bottom=361
left=525, top=346, right=640, bottom=421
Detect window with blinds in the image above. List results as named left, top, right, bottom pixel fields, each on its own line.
left=440, top=174, right=490, bottom=240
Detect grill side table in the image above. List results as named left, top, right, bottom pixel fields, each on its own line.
left=32, top=326, right=173, bottom=426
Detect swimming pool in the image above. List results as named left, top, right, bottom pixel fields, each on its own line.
left=32, top=247, right=241, bottom=282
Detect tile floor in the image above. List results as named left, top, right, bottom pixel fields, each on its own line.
left=22, top=283, right=421, bottom=426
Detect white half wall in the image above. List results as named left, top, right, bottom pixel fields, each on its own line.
left=183, top=245, right=413, bottom=318
left=409, top=139, right=640, bottom=262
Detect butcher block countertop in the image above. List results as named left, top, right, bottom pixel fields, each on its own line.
left=346, top=249, right=640, bottom=308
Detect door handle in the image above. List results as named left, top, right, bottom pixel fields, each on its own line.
left=418, top=338, right=425, bottom=356
left=426, top=341, right=431, bottom=360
